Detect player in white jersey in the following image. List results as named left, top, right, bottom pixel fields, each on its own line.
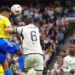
left=63, top=45, right=75, bottom=75
left=5, top=18, right=44, bottom=75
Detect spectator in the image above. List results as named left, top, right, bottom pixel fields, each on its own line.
left=63, top=45, right=75, bottom=75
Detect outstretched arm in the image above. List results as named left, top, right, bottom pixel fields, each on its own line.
left=5, top=26, right=23, bottom=34
left=5, top=27, right=14, bottom=33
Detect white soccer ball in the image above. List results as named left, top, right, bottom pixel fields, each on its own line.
left=11, top=4, right=22, bottom=15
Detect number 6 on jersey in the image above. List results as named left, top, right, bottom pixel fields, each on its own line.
left=30, top=31, right=37, bottom=41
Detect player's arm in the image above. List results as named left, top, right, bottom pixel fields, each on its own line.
left=5, top=27, right=14, bottom=33
left=4, top=17, right=22, bottom=34
left=5, top=26, right=23, bottom=34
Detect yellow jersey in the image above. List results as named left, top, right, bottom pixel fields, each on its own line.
left=0, top=15, right=11, bottom=39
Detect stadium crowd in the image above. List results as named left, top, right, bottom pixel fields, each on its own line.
left=1, top=0, right=75, bottom=75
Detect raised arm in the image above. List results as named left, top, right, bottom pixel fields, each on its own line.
left=5, top=27, right=14, bottom=33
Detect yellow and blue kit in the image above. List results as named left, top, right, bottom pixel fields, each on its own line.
left=0, top=15, right=20, bottom=64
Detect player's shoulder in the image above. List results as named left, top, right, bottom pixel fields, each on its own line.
left=0, top=15, right=7, bottom=19
left=17, top=26, right=29, bottom=32
left=64, top=55, right=71, bottom=61
left=21, top=24, right=39, bottom=31
left=0, top=15, right=9, bottom=21
left=17, top=26, right=26, bottom=30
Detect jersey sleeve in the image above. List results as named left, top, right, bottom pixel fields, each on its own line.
left=16, top=26, right=23, bottom=34
left=3, top=17, right=11, bottom=27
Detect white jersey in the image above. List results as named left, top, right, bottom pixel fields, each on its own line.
left=63, top=55, right=75, bottom=73
left=16, top=24, right=43, bottom=55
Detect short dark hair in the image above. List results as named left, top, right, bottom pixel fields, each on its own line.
left=0, top=6, right=10, bottom=13
left=24, top=17, right=34, bottom=25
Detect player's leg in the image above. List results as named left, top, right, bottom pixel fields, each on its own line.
left=18, top=54, right=25, bottom=72
left=2, top=60, right=11, bottom=75
left=34, top=54, right=44, bottom=75
left=24, top=54, right=44, bottom=75
left=24, top=54, right=35, bottom=75
left=0, top=53, right=11, bottom=75
left=36, top=71, right=43, bottom=75
left=27, top=68, right=36, bottom=75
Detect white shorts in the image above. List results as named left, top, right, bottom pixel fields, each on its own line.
left=24, top=54, right=44, bottom=71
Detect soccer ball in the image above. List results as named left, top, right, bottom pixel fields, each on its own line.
left=11, top=4, right=22, bottom=15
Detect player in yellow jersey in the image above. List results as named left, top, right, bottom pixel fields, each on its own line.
left=0, top=7, right=22, bottom=75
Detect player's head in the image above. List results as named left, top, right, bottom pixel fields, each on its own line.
left=0, top=6, right=11, bottom=18
left=24, top=17, right=34, bottom=25
left=69, top=44, right=75, bottom=56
